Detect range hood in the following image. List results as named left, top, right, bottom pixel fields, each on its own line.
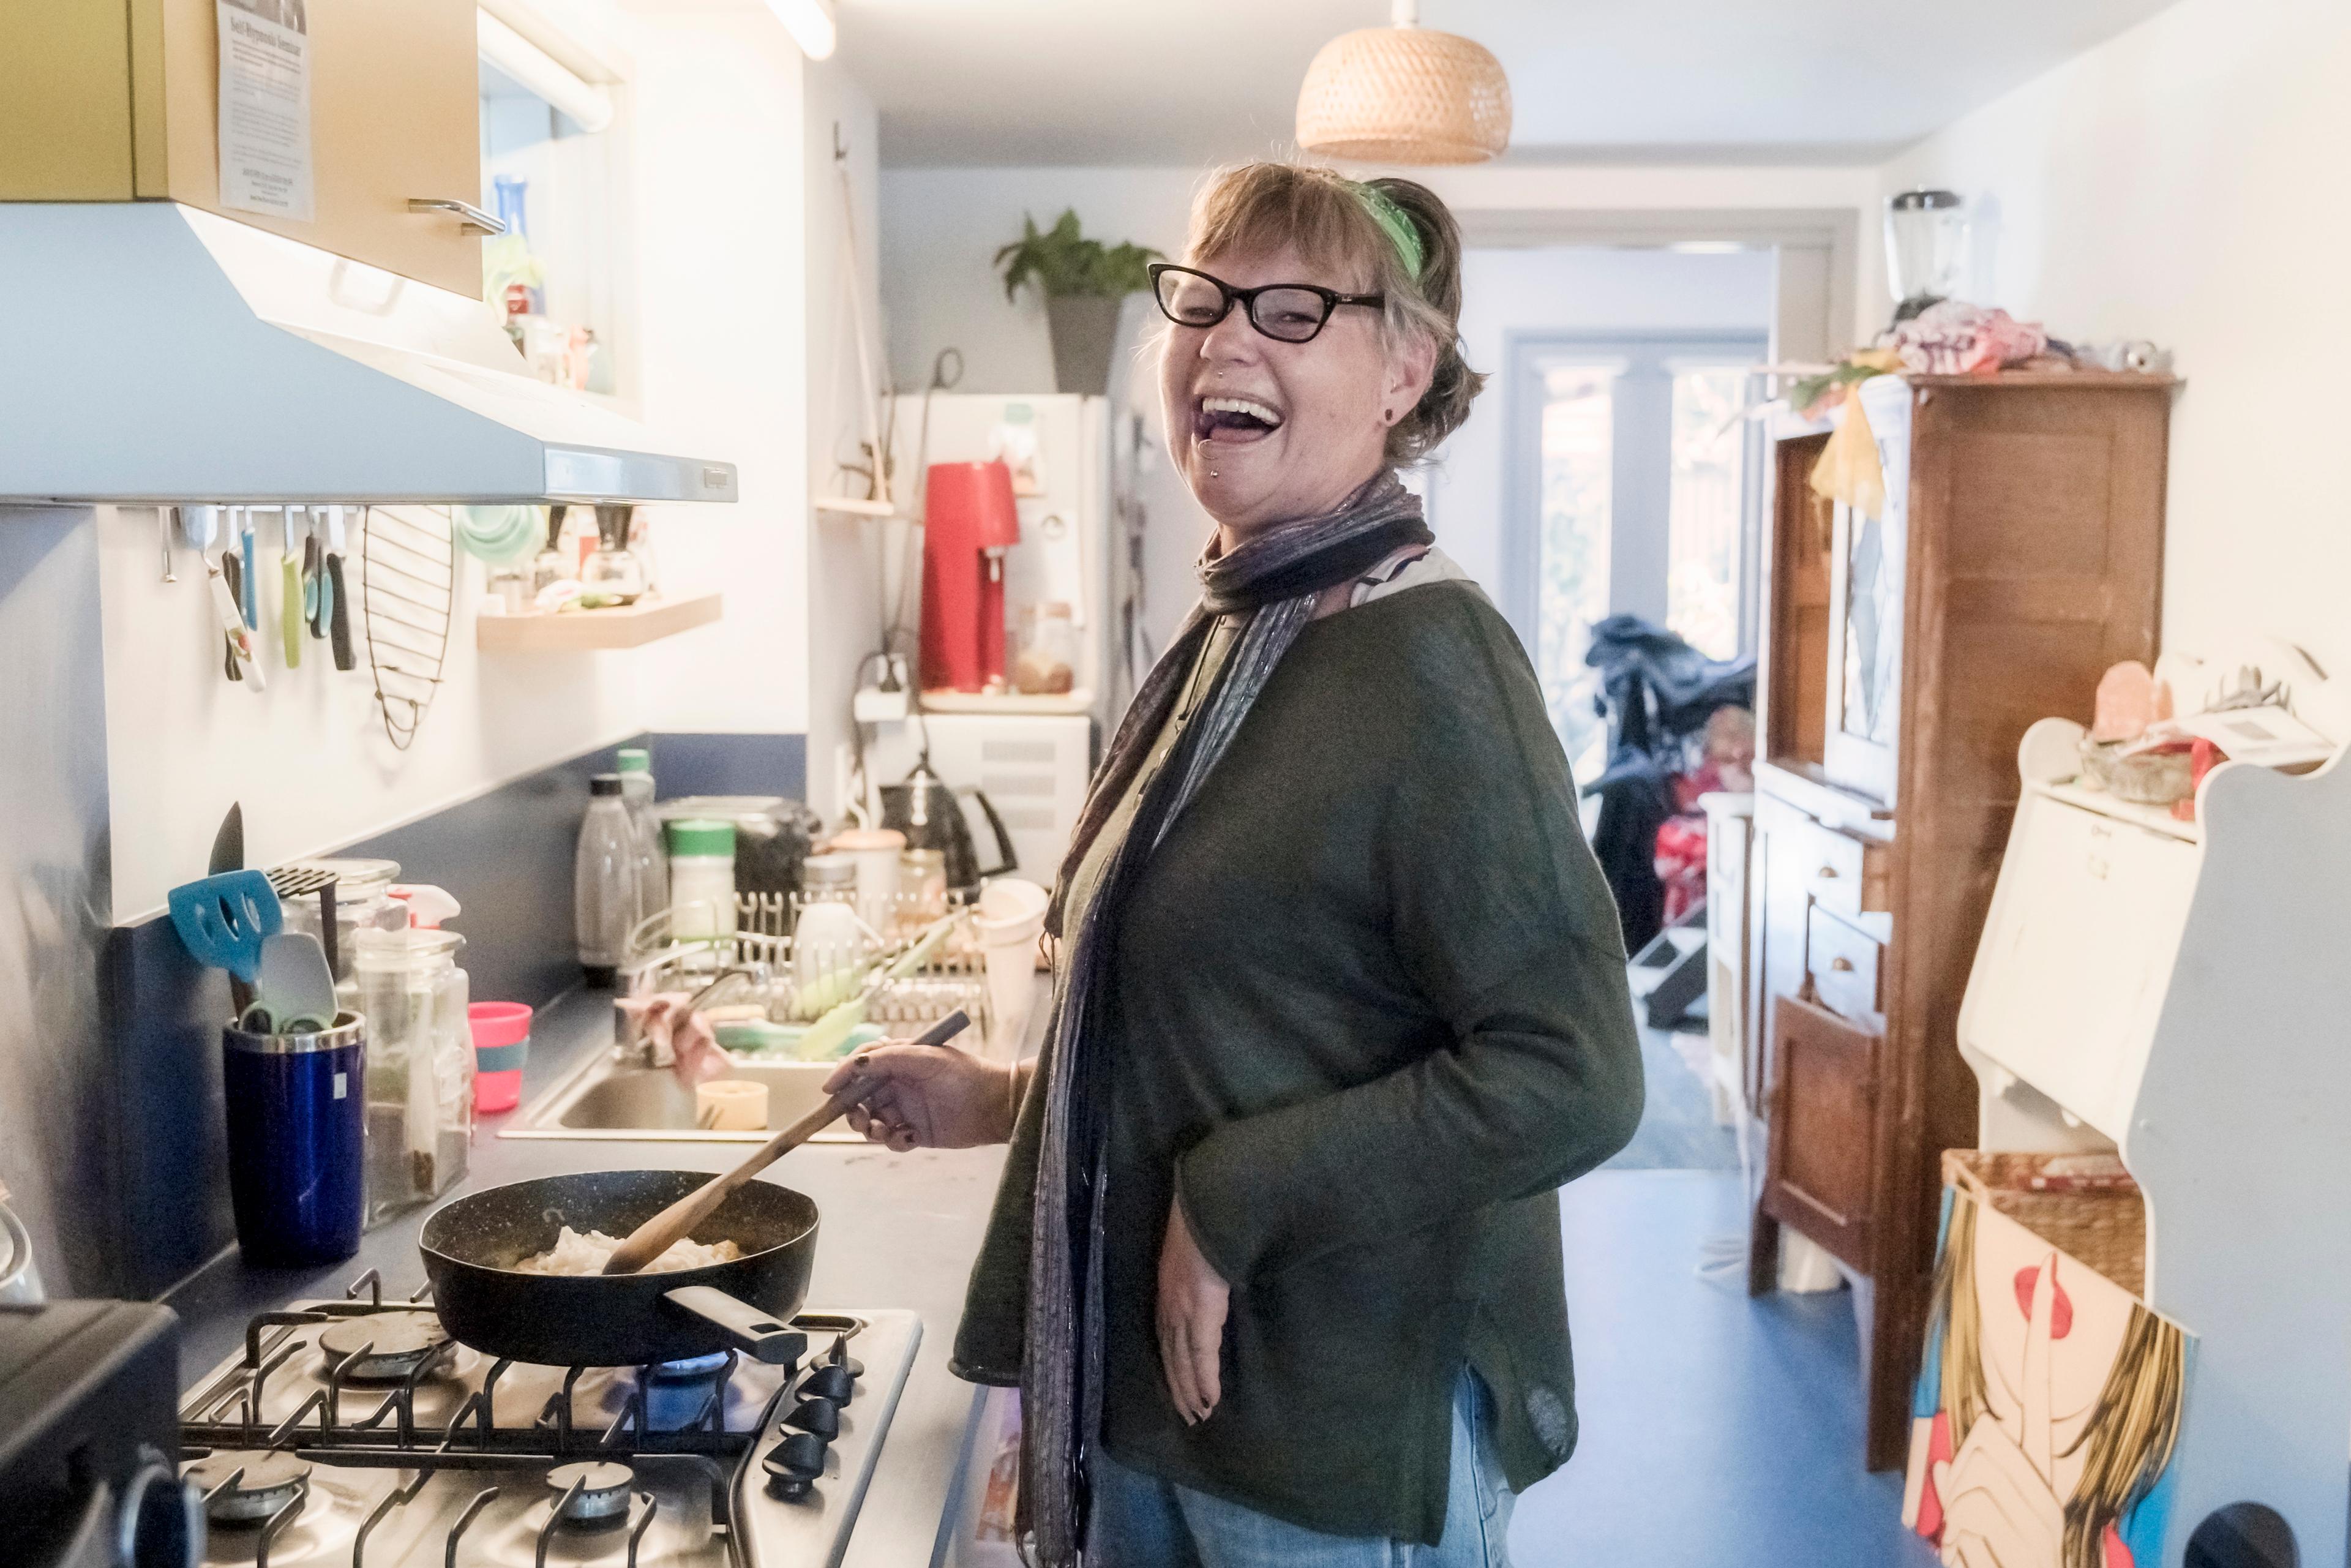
left=0, top=203, right=737, bottom=506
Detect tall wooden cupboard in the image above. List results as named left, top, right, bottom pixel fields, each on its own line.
left=1, top=0, right=484, bottom=294
left=1744, top=370, right=2173, bottom=1468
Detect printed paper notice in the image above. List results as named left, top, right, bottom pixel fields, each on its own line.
left=216, top=0, right=313, bottom=222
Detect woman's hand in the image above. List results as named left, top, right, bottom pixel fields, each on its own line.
left=1156, top=1197, right=1231, bottom=1425
left=821, top=1038, right=1019, bottom=1150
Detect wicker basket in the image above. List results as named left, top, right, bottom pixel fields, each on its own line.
left=1941, top=1149, right=2148, bottom=1298
left=1295, top=26, right=1512, bottom=166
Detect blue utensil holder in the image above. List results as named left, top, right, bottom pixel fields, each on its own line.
left=223, top=1011, right=366, bottom=1267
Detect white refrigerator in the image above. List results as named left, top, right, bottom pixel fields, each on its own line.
left=853, top=394, right=1115, bottom=882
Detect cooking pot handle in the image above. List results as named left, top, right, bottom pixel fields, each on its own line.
left=661, top=1286, right=810, bottom=1365
left=958, top=787, right=1020, bottom=879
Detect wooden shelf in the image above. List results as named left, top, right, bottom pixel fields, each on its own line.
left=919, top=687, right=1095, bottom=716
left=476, top=593, right=722, bottom=652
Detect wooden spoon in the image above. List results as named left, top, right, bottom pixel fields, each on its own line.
left=600, top=1009, right=970, bottom=1275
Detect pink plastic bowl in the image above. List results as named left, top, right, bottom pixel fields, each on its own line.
left=468, top=1002, right=533, bottom=1114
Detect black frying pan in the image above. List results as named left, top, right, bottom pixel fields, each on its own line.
left=420, top=1169, right=817, bottom=1366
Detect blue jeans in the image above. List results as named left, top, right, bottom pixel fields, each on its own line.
left=1086, top=1370, right=1515, bottom=1567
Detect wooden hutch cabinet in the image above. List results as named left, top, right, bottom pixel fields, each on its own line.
left=1745, top=370, right=2173, bottom=1468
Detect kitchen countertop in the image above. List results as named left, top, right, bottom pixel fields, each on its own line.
left=162, top=985, right=1012, bottom=1568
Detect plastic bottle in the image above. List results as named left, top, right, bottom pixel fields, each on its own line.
left=576, top=775, right=640, bottom=985
left=667, top=818, right=738, bottom=942
left=615, top=748, right=669, bottom=920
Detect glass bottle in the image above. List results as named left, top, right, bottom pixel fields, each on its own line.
left=576, top=774, right=640, bottom=985
left=353, top=923, right=471, bottom=1224
left=615, top=748, right=669, bottom=920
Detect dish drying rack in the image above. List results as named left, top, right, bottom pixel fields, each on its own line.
left=618, top=892, right=987, bottom=1033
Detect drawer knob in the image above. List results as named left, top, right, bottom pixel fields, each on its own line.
left=1817, top=865, right=1839, bottom=879
left=1831, top=956, right=1854, bottom=972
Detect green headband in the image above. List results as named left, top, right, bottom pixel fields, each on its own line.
left=1350, top=181, right=1425, bottom=283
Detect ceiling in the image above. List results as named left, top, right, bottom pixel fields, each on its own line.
left=839, top=0, right=2185, bottom=168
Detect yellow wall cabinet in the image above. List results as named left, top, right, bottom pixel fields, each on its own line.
left=1, top=0, right=484, bottom=296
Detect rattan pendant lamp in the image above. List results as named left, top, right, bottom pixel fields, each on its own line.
left=1295, top=0, right=1512, bottom=165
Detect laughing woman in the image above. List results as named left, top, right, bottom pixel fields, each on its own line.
left=827, top=162, right=1644, bottom=1567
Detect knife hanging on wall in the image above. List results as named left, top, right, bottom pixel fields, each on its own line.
left=324, top=506, right=355, bottom=671
left=211, top=552, right=264, bottom=689
left=236, top=507, right=258, bottom=631
left=280, top=510, right=304, bottom=669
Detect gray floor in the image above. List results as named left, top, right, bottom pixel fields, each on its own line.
left=1511, top=1169, right=1937, bottom=1567
left=1602, top=1021, right=1742, bottom=1172
left=1512, top=986, right=1935, bottom=1566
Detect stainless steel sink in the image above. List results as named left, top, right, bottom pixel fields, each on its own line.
left=502, top=1046, right=861, bottom=1142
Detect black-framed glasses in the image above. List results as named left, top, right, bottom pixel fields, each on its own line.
left=1148, top=263, right=1384, bottom=345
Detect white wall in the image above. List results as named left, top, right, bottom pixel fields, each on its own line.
left=803, top=61, right=884, bottom=822
left=879, top=162, right=1849, bottom=655
left=97, top=505, right=643, bottom=920
left=624, top=0, right=811, bottom=736
left=1883, top=0, right=2351, bottom=675
left=1429, top=246, right=1777, bottom=596
left=879, top=165, right=1200, bottom=394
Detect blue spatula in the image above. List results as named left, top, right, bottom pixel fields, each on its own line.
left=167, top=870, right=283, bottom=985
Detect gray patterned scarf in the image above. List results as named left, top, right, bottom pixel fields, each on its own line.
left=1024, top=470, right=1431, bottom=1565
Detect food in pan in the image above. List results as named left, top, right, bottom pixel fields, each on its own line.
left=515, top=1225, right=743, bottom=1275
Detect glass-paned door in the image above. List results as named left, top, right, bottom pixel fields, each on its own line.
left=1506, top=333, right=1766, bottom=777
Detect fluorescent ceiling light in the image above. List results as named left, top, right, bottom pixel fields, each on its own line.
left=765, top=0, right=836, bottom=59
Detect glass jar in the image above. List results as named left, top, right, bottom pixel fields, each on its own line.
left=279, top=857, right=402, bottom=992
left=1013, top=601, right=1078, bottom=696
left=530, top=505, right=572, bottom=596
left=668, top=818, right=738, bottom=942
left=902, top=848, right=949, bottom=922
left=580, top=504, right=645, bottom=607
left=800, top=850, right=857, bottom=904
left=353, top=926, right=471, bottom=1224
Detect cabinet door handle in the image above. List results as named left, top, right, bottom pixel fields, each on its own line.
left=1831, top=956, right=1854, bottom=972
left=407, top=197, right=507, bottom=236
left=1816, top=865, right=1839, bottom=879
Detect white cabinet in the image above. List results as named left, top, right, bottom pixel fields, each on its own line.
left=1963, top=793, right=2197, bottom=1141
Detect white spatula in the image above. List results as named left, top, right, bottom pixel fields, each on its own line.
left=246, top=931, right=340, bottom=1034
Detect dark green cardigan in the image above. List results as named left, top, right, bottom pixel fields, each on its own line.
left=950, top=581, right=1645, bottom=1545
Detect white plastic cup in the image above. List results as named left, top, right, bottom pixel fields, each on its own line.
left=973, top=878, right=1051, bottom=1061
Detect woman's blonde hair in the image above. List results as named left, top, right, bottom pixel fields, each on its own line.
left=1184, top=161, right=1485, bottom=467
left=1928, top=1191, right=2187, bottom=1568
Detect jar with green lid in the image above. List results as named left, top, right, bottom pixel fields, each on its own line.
left=667, top=818, right=738, bottom=941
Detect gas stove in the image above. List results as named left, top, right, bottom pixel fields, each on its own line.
left=177, top=1269, right=920, bottom=1568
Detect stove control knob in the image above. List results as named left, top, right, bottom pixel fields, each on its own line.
left=800, top=1364, right=855, bottom=1405
left=762, top=1432, right=828, bottom=1503
left=825, top=1337, right=864, bottom=1380
left=784, top=1397, right=841, bottom=1441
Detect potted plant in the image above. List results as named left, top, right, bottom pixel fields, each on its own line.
left=996, top=209, right=1161, bottom=396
